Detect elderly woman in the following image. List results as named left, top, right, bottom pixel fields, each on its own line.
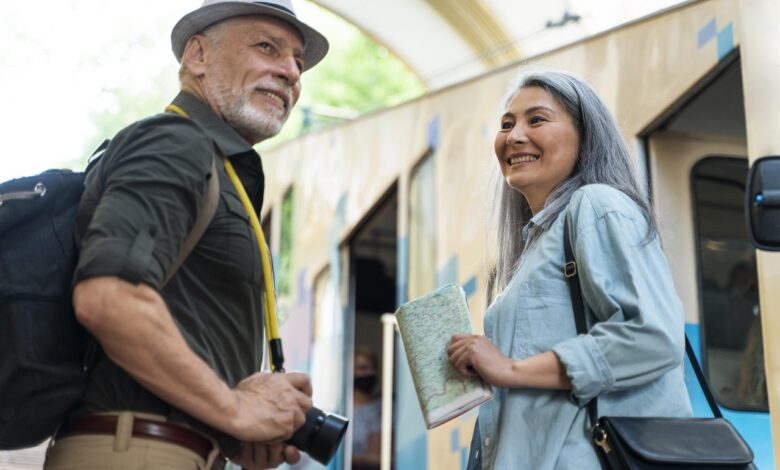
left=448, top=70, right=692, bottom=469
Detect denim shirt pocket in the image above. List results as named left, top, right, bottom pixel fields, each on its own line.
left=514, top=279, right=576, bottom=356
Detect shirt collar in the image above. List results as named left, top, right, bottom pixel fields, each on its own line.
left=522, top=205, right=553, bottom=241
left=171, top=91, right=265, bottom=211
left=171, top=91, right=258, bottom=159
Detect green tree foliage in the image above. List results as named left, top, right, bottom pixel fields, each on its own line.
left=278, top=187, right=295, bottom=295
left=301, top=27, right=425, bottom=112
left=263, top=25, right=426, bottom=145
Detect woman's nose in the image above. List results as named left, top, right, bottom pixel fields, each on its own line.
left=508, top=124, right=528, bottom=144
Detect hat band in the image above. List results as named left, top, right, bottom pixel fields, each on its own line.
left=250, top=1, right=295, bottom=17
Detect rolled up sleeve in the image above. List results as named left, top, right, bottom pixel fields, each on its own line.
left=552, top=189, right=685, bottom=405
left=74, top=115, right=214, bottom=290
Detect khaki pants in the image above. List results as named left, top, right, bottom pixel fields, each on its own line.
left=44, top=412, right=223, bottom=470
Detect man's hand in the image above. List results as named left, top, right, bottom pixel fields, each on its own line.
left=229, top=372, right=313, bottom=442
left=232, top=442, right=301, bottom=469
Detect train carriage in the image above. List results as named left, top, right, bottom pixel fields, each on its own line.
left=260, top=0, right=779, bottom=468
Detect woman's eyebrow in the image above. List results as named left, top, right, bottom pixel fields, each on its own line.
left=523, top=105, right=555, bottom=115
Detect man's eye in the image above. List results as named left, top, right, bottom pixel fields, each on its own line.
left=257, top=42, right=274, bottom=51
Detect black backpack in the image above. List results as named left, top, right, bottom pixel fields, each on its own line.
left=0, top=144, right=219, bottom=449
left=0, top=166, right=93, bottom=449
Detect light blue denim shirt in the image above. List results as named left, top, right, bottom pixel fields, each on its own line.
left=479, top=184, right=692, bottom=470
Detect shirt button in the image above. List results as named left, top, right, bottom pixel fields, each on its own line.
left=484, top=437, right=491, bottom=447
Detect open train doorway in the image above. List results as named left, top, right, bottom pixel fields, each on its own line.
left=346, top=185, right=398, bottom=470
left=644, top=53, right=772, bottom=469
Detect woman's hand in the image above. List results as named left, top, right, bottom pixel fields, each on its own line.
left=448, top=334, right=515, bottom=387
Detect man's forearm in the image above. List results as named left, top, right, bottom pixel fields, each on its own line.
left=73, top=277, right=239, bottom=435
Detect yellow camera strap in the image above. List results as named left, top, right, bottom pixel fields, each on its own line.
left=165, top=104, right=285, bottom=372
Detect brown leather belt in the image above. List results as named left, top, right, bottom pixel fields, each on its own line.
left=58, top=415, right=222, bottom=464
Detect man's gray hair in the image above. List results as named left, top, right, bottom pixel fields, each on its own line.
left=491, top=69, right=657, bottom=293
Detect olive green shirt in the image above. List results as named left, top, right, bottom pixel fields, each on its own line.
left=73, top=91, right=266, bottom=456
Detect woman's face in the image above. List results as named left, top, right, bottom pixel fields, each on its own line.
left=494, top=86, right=580, bottom=212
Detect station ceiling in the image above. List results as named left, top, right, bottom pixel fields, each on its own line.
left=311, top=0, right=689, bottom=90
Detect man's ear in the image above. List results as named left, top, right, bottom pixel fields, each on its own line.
left=182, top=35, right=209, bottom=77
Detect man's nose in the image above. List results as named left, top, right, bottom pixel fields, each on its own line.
left=275, top=54, right=301, bottom=85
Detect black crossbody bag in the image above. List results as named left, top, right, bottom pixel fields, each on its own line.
left=563, top=217, right=756, bottom=469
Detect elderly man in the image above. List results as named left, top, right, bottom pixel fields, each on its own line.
left=43, top=1, right=328, bottom=469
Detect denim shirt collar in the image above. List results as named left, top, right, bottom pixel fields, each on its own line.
left=522, top=205, right=554, bottom=242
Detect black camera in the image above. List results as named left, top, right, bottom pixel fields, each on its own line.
left=287, top=407, right=349, bottom=465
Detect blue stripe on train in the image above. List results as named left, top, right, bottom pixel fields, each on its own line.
left=685, top=323, right=773, bottom=469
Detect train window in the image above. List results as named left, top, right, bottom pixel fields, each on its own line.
left=408, top=151, right=436, bottom=298
left=692, top=157, right=767, bottom=411
left=310, top=267, right=345, bottom=411
left=279, top=187, right=294, bottom=295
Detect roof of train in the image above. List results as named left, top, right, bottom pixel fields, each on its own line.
left=311, top=0, right=691, bottom=90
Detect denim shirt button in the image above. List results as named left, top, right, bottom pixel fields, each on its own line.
left=484, top=437, right=491, bottom=447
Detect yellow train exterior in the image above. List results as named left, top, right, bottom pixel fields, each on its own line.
left=260, top=0, right=780, bottom=468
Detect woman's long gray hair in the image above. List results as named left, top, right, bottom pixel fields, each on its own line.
left=492, top=69, right=657, bottom=293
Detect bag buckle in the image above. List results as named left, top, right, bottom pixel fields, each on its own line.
left=593, top=426, right=612, bottom=454
left=563, top=261, right=577, bottom=278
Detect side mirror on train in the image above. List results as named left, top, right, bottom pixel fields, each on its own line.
left=745, top=155, right=780, bottom=251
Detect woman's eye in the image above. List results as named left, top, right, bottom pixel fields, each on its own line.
left=529, top=116, right=546, bottom=124
left=500, top=121, right=513, bottom=130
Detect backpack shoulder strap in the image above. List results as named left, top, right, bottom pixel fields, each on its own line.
left=162, top=156, right=219, bottom=286
left=82, top=151, right=220, bottom=377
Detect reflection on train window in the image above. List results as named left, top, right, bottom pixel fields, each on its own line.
left=692, top=157, right=767, bottom=411
left=279, top=187, right=294, bottom=295
left=408, top=151, right=436, bottom=298
left=261, top=207, right=273, bottom=250
left=310, top=267, right=346, bottom=419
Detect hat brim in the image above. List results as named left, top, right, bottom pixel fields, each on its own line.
left=172, top=2, right=329, bottom=71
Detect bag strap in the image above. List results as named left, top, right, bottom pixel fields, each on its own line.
left=684, top=331, right=723, bottom=418
left=562, top=216, right=723, bottom=424
left=562, top=216, right=600, bottom=425
left=162, top=156, right=219, bottom=285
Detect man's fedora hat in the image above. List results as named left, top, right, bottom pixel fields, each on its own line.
left=172, top=0, right=329, bottom=70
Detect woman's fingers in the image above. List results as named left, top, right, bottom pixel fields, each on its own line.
left=449, top=339, right=478, bottom=376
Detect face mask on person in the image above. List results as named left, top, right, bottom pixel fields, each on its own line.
left=354, top=375, right=377, bottom=393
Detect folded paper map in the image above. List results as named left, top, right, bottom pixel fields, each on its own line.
left=395, top=284, right=492, bottom=429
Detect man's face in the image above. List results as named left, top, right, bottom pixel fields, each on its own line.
left=202, top=16, right=304, bottom=144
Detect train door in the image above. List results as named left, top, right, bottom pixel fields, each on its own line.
left=345, top=186, right=398, bottom=470
left=646, top=56, right=773, bottom=468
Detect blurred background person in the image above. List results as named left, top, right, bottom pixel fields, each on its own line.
left=352, top=347, right=381, bottom=470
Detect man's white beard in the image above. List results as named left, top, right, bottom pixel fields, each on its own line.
left=206, top=78, right=288, bottom=144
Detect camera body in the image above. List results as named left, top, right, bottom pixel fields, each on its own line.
left=287, top=407, right=349, bottom=465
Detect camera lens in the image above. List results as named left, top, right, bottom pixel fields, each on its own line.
left=287, top=407, right=349, bottom=465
